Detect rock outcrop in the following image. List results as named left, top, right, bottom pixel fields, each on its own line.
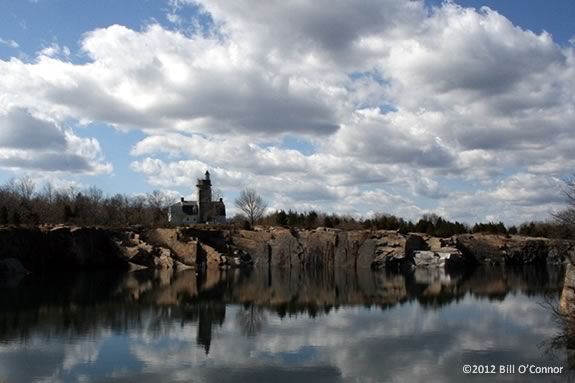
left=231, top=229, right=573, bottom=270
left=144, top=228, right=199, bottom=267
left=231, top=228, right=433, bottom=271
left=456, top=234, right=571, bottom=265
left=0, top=225, right=571, bottom=273
left=413, top=251, right=462, bottom=268
left=411, top=235, right=466, bottom=269
left=561, top=264, right=575, bottom=315
left=0, top=226, right=130, bottom=272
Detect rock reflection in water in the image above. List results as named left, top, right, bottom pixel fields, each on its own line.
left=552, top=264, right=575, bottom=369
left=0, top=266, right=566, bottom=344
left=0, top=265, right=569, bottom=383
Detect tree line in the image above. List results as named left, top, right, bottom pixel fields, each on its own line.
left=1, top=176, right=573, bottom=239
left=255, top=210, right=564, bottom=238
left=0, top=176, right=175, bottom=227
left=235, top=188, right=572, bottom=238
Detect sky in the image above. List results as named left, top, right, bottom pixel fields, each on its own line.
left=0, top=0, right=574, bottom=225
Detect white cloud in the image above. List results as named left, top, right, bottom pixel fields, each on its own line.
left=0, top=1, right=574, bottom=223
left=0, top=108, right=111, bottom=174
left=436, top=173, right=565, bottom=225
left=0, top=37, right=19, bottom=49
left=123, top=293, right=557, bottom=383
left=37, top=43, right=71, bottom=59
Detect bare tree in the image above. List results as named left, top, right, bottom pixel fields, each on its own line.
left=554, top=176, right=575, bottom=237
left=147, top=190, right=172, bottom=209
left=147, top=190, right=174, bottom=226
left=236, top=305, right=266, bottom=337
left=41, top=182, right=56, bottom=204
left=15, top=176, right=35, bottom=200
left=235, top=188, right=267, bottom=226
left=128, top=195, right=147, bottom=225
left=86, top=186, right=104, bottom=203
left=212, top=188, right=224, bottom=201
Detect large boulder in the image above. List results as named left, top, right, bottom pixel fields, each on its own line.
left=413, top=250, right=465, bottom=269
left=418, top=235, right=467, bottom=269
left=198, top=243, right=223, bottom=269
left=145, top=228, right=199, bottom=267
left=456, top=234, right=505, bottom=265
left=413, top=251, right=441, bottom=267
left=130, top=246, right=174, bottom=270
left=371, top=232, right=427, bottom=271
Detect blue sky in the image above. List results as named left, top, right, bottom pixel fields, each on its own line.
left=0, top=0, right=574, bottom=224
left=443, top=0, right=575, bottom=44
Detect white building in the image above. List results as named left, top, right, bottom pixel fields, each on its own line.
left=167, top=171, right=226, bottom=225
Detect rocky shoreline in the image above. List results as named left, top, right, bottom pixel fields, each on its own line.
left=0, top=225, right=573, bottom=274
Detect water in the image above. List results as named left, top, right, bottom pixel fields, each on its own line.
left=0, top=266, right=572, bottom=382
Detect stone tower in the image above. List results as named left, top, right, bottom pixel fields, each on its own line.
left=197, top=170, right=212, bottom=223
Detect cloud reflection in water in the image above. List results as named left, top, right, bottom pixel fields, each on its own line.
left=0, top=266, right=570, bottom=382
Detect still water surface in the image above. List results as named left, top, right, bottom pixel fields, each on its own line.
left=0, top=266, right=571, bottom=382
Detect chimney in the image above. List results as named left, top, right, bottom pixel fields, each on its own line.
left=181, top=197, right=185, bottom=203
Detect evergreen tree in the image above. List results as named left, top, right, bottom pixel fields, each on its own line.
left=276, top=210, right=288, bottom=226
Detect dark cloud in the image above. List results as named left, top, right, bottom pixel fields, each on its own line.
left=0, top=153, right=94, bottom=172
left=0, top=108, right=66, bottom=150
left=0, top=108, right=110, bottom=174
left=333, top=117, right=456, bottom=168
left=152, top=70, right=339, bottom=135
left=200, top=0, right=425, bottom=63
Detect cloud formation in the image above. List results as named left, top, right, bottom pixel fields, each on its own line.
left=0, top=1, right=573, bottom=223
left=0, top=37, right=19, bottom=49
left=0, top=293, right=557, bottom=383
left=0, top=108, right=111, bottom=174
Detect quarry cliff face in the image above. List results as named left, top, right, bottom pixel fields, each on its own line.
left=230, top=227, right=573, bottom=270
left=0, top=225, right=572, bottom=273
left=231, top=228, right=438, bottom=270
left=0, top=226, right=130, bottom=272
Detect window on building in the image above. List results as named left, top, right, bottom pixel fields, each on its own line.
left=182, top=204, right=198, bottom=215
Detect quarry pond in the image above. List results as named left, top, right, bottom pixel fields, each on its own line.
left=0, top=265, right=574, bottom=383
